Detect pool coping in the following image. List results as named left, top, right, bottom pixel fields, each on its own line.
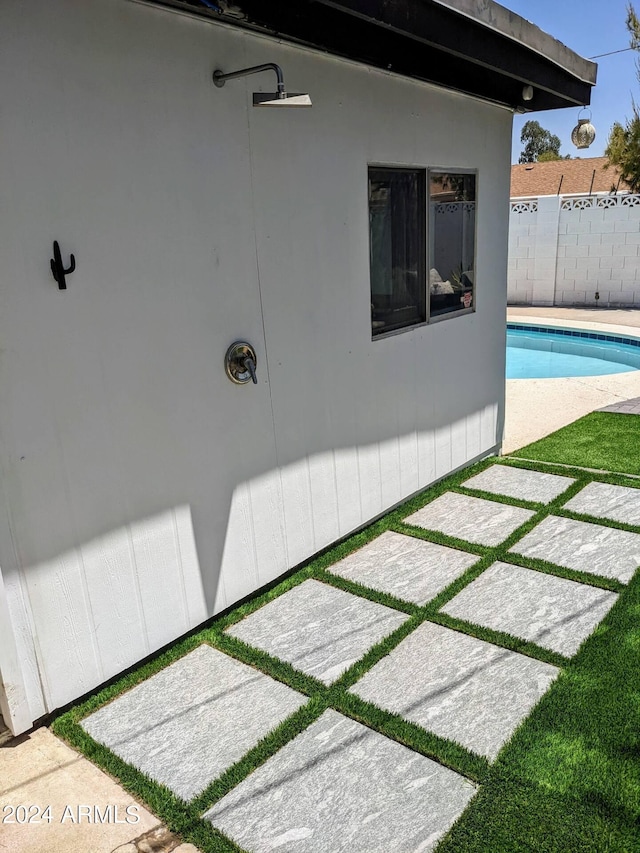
left=507, top=323, right=640, bottom=351
left=506, top=316, right=640, bottom=343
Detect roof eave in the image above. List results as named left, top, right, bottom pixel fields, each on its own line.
left=145, top=0, right=596, bottom=112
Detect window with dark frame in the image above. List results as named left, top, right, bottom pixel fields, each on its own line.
left=369, top=168, right=426, bottom=336
left=369, top=166, right=476, bottom=336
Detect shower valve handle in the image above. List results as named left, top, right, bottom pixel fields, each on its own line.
left=225, top=342, right=258, bottom=385
left=242, top=356, right=257, bottom=384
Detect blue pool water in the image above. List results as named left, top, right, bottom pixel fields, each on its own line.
left=507, top=325, right=640, bottom=379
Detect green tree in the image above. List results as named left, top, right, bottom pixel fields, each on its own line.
left=629, top=1, right=640, bottom=49
left=518, top=120, right=563, bottom=163
left=605, top=114, right=640, bottom=191
left=605, top=4, right=640, bottom=191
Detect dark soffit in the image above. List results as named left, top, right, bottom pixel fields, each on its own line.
left=148, top=0, right=596, bottom=111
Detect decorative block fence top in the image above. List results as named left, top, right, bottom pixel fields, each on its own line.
left=510, top=193, right=640, bottom=214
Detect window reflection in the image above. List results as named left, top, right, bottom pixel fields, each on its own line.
left=369, top=168, right=426, bottom=335
left=429, top=172, right=476, bottom=318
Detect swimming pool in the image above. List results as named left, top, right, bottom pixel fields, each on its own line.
left=507, top=324, right=640, bottom=379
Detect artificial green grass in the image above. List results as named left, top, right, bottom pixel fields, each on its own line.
left=52, top=454, right=640, bottom=853
left=511, top=411, right=640, bottom=476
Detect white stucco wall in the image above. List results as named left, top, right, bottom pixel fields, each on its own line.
left=508, top=194, right=640, bottom=306
left=0, top=0, right=511, bottom=730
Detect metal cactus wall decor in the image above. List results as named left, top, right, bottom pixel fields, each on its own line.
left=50, top=241, right=76, bottom=290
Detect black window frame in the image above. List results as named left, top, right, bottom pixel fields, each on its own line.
left=369, top=164, right=478, bottom=339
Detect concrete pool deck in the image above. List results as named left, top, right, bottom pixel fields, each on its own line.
left=505, top=307, right=640, bottom=453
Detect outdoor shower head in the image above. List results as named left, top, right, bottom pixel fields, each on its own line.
left=213, top=64, right=312, bottom=107
left=252, top=92, right=313, bottom=107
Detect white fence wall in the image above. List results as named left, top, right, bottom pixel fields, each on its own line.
left=508, top=194, right=640, bottom=306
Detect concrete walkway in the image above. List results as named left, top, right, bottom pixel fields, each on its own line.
left=600, top=395, right=640, bottom=414
left=505, top=307, right=640, bottom=452
left=0, top=727, right=199, bottom=853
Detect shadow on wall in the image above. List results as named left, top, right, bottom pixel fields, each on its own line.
left=2, top=397, right=499, bottom=719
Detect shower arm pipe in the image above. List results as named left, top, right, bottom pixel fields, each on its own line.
left=213, top=64, right=286, bottom=97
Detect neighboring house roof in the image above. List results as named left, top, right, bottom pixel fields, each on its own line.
left=510, top=157, right=630, bottom=197
left=154, top=0, right=596, bottom=111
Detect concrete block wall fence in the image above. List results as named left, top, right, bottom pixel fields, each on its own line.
left=507, top=194, right=640, bottom=307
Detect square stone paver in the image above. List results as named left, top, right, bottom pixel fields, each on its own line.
left=81, top=645, right=307, bottom=801
left=441, top=562, right=618, bottom=657
left=204, top=709, right=476, bottom=853
left=225, top=579, right=408, bottom=684
left=350, top=621, right=558, bottom=760
left=599, top=396, right=640, bottom=414
left=327, top=531, right=479, bottom=605
left=462, top=465, right=575, bottom=504
left=509, top=515, right=640, bottom=583
left=564, top=481, right=640, bottom=527
left=404, top=492, right=535, bottom=547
